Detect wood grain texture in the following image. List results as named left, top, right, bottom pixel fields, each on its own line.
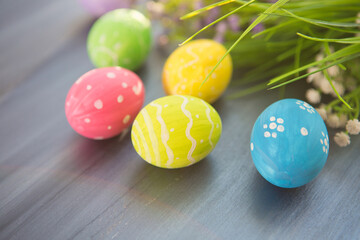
left=0, top=1, right=359, bottom=239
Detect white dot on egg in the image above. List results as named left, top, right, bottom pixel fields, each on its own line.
left=269, top=122, right=277, bottom=130
left=300, top=127, right=308, bottom=136
left=66, top=102, right=70, bottom=106
left=264, top=131, right=270, bottom=138
left=320, top=139, right=323, bottom=144
left=263, top=124, right=268, bottom=129
left=251, top=143, right=254, bottom=151
left=122, top=82, right=128, bottom=88
left=307, top=109, right=312, bottom=113
left=94, top=99, right=103, bottom=109
left=170, top=128, right=174, bottom=132
left=277, top=118, right=284, bottom=124
left=114, top=43, right=121, bottom=50
left=107, top=72, right=116, bottom=79
left=324, top=139, right=328, bottom=146
left=216, top=124, right=219, bottom=128
left=277, top=125, right=284, bottom=132
left=272, top=132, right=277, bottom=138
left=303, top=103, right=310, bottom=108
left=132, top=85, right=140, bottom=95
left=99, top=35, right=106, bottom=44
left=181, top=85, right=186, bottom=90
left=123, top=115, right=130, bottom=124
left=270, top=116, right=275, bottom=121
left=123, top=71, right=129, bottom=76
left=326, top=149, right=328, bottom=154
left=322, top=132, right=325, bottom=137
left=323, top=146, right=326, bottom=152
left=300, top=106, right=306, bottom=110
left=107, top=125, right=112, bottom=130
left=176, top=157, right=179, bottom=160
left=164, top=104, right=168, bottom=108
left=84, top=118, right=91, bottom=123
left=200, top=139, right=204, bottom=143
left=86, top=85, right=92, bottom=90
left=196, top=114, right=199, bottom=118
left=117, top=95, right=124, bottom=103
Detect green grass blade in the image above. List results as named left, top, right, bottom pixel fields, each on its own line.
left=269, top=53, right=360, bottom=89
left=180, top=0, right=255, bottom=46
left=281, top=9, right=360, bottom=33
left=323, top=68, right=352, bottom=109
left=227, top=83, right=268, bottom=98
left=297, top=33, right=360, bottom=44
left=268, top=44, right=360, bottom=85
left=180, top=0, right=235, bottom=20
left=200, top=0, right=290, bottom=87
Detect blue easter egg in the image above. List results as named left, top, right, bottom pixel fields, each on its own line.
left=250, top=98, right=329, bottom=188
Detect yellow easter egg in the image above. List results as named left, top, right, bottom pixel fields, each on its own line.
left=162, top=39, right=232, bottom=103
left=131, top=95, right=222, bottom=169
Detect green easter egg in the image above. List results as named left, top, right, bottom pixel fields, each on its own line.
left=131, top=95, right=222, bottom=169
left=87, top=9, right=152, bottom=70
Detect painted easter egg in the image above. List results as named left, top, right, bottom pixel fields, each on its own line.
left=250, top=99, right=329, bottom=188
left=131, top=95, right=222, bottom=169
left=162, top=39, right=232, bottom=103
left=65, top=67, right=145, bottom=140
left=79, top=0, right=131, bottom=17
left=87, top=9, right=152, bottom=70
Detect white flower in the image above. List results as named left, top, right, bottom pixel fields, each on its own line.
left=339, top=114, right=348, bottom=128
left=305, top=88, right=321, bottom=104
left=330, top=81, right=345, bottom=97
left=327, top=65, right=340, bottom=77
left=334, top=132, right=350, bottom=147
left=346, top=119, right=360, bottom=135
left=307, top=67, right=323, bottom=84
left=319, top=78, right=333, bottom=94
left=315, top=53, right=324, bottom=62
left=356, top=12, right=360, bottom=25
left=326, top=114, right=340, bottom=128
left=345, top=77, right=357, bottom=91
left=316, top=108, right=327, bottom=120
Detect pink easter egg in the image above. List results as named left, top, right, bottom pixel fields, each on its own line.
left=79, top=0, right=131, bottom=17
left=65, top=67, right=145, bottom=140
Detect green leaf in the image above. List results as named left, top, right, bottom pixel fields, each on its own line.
left=201, top=0, right=290, bottom=87
left=297, top=33, right=360, bottom=44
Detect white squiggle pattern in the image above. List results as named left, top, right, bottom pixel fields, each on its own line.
left=177, top=47, right=200, bottom=94
left=133, top=120, right=152, bottom=163
left=180, top=96, right=196, bottom=163
left=141, top=109, right=161, bottom=166
left=202, top=100, right=214, bottom=148
left=150, top=102, right=174, bottom=167
left=92, top=46, right=119, bottom=66
left=132, top=132, right=142, bottom=156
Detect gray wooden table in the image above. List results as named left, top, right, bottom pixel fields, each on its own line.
left=1, top=1, right=360, bottom=239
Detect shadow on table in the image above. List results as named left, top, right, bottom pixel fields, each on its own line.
left=128, top=156, right=214, bottom=207
left=249, top=169, right=310, bottom=222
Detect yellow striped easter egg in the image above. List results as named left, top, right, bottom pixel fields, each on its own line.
left=162, top=39, right=232, bottom=103
left=131, top=95, right=222, bottom=169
